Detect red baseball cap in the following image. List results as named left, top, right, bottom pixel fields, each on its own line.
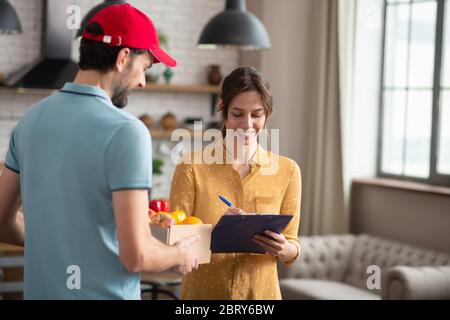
left=82, top=4, right=177, bottom=67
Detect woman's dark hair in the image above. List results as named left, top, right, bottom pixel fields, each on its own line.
left=218, top=66, right=273, bottom=137
left=78, top=22, right=148, bottom=73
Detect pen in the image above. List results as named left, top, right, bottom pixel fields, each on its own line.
left=218, top=195, right=234, bottom=208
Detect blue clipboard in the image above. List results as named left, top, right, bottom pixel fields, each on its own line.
left=211, top=214, right=293, bottom=254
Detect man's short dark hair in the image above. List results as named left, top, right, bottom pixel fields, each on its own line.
left=78, top=22, right=148, bottom=73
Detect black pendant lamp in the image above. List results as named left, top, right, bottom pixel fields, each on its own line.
left=75, top=0, right=126, bottom=38
left=0, top=0, right=22, bottom=34
left=198, top=0, right=270, bottom=50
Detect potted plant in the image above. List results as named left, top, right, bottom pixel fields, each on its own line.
left=145, top=32, right=173, bottom=83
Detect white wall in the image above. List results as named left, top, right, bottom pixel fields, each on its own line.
left=0, top=0, right=239, bottom=161
left=243, top=0, right=313, bottom=168
left=352, top=182, right=450, bottom=253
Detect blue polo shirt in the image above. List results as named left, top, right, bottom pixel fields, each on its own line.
left=4, top=83, right=152, bottom=299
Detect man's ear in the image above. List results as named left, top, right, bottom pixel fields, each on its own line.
left=115, top=48, right=132, bottom=72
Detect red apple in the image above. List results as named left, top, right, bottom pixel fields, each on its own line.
left=149, top=199, right=170, bottom=213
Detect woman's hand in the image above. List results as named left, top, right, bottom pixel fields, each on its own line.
left=224, top=207, right=246, bottom=215
left=253, top=230, right=298, bottom=262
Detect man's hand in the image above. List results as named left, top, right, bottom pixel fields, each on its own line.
left=172, top=234, right=200, bottom=275
left=0, top=167, right=24, bottom=246
left=114, top=190, right=201, bottom=273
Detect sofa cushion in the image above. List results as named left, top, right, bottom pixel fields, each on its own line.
left=280, top=279, right=380, bottom=300
left=344, top=234, right=450, bottom=294
left=278, top=235, right=356, bottom=282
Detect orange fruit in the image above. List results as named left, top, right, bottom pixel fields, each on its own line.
left=182, top=216, right=203, bottom=225
left=170, top=210, right=187, bottom=224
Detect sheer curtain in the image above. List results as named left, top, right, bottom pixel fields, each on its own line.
left=300, top=0, right=347, bottom=235
left=339, top=0, right=384, bottom=220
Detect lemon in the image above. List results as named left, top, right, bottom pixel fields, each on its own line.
left=182, top=216, right=203, bottom=225
left=170, top=210, right=187, bottom=224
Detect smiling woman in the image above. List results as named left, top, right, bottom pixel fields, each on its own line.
left=218, top=67, right=273, bottom=138
left=170, top=66, right=302, bottom=300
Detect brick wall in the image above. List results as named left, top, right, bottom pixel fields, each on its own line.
left=0, top=0, right=238, bottom=162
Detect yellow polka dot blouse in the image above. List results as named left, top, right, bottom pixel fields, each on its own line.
left=169, top=144, right=302, bottom=300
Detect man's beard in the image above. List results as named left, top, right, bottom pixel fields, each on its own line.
left=111, top=65, right=133, bottom=109
left=111, top=84, right=131, bottom=109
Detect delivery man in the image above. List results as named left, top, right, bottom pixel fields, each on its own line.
left=0, top=4, right=198, bottom=299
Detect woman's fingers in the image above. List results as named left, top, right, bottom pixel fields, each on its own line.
left=224, top=207, right=246, bottom=215
left=253, top=234, right=283, bottom=252
left=224, top=209, right=237, bottom=215
left=264, top=230, right=286, bottom=242
left=232, top=208, right=246, bottom=214
left=252, top=238, right=279, bottom=256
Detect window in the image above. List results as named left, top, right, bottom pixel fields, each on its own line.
left=379, top=0, right=450, bottom=186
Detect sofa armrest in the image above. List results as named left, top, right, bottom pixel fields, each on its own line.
left=383, top=266, right=450, bottom=300
left=278, top=234, right=356, bottom=282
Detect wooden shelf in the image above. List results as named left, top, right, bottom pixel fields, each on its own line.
left=150, top=129, right=176, bottom=139
left=0, top=242, right=24, bottom=253
left=0, top=74, right=221, bottom=96
left=12, top=84, right=220, bottom=96
left=15, top=87, right=57, bottom=95
left=0, top=72, right=219, bottom=115
left=143, top=83, right=220, bottom=94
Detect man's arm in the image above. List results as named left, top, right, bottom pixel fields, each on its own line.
left=113, top=189, right=198, bottom=274
left=0, top=167, right=24, bottom=246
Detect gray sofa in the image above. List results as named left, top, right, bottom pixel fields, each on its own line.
left=278, top=234, right=450, bottom=300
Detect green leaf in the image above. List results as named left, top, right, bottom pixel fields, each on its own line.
left=152, top=158, right=164, bottom=175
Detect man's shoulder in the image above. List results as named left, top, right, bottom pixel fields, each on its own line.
left=113, top=117, right=148, bottom=135
left=106, top=118, right=150, bottom=151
